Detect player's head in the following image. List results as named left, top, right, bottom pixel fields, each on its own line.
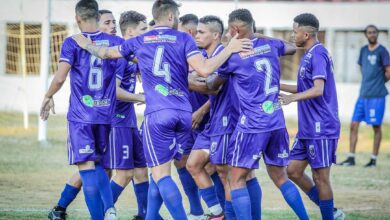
left=119, top=11, right=148, bottom=40
left=149, top=20, right=156, bottom=30
left=99, top=9, right=117, bottom=35
left=152, top=0, right=181, bottom=29
left=196, top=15, right=224, bottom=50
left=75, top=0, right=99, bottom=26
left=364, top=24, right=379, bottom=45
left=292, top=13, right=319, bottom=47
left=227, top=9, right=254, bottom=39
left=178, top=14, right=198, bottom=38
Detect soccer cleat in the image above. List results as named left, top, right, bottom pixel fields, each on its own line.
left=338, top=157, right=355, bottom=166
left=364, top=159, right=376, bottom=168
left=104, top=207, right=117, bottom=220
left=131, top=215, right=144, bottom=220
left=205, top=213, right=225, bottom=220
left=188, top=214, right=206, bottom=220
left=48, top=206, right=67, bottom=220
left=334, top=208, right=346, bottom=220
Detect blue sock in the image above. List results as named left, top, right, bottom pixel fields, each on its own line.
left=280, top=180, right=309, bottom=220
left=307, top=186, right=320, bottom=206
left=319, top=199, right=334, bottom=220
left=211, top=172, right=225, bottom=208
left=110, top=181, right=124, bottom=204
left=199, top=185, right=222, bottom=215
left=57, top=183, right=80, bottom=209
left=224, top=200, right=237, bottom=220
left=133, top=181, right=149, bottom=218
left=231, top=188, right=252, bottom=220
left=79, top=169, right=103, bottom=220
left=95, top=164, right=114, bottom=212
left=157, top=176, right=187, bottom=220
left=247, top=178, right=262, bottom=220
left=177, top=167, right=203, bottom=216
left=146, top=177, right=163, bottom=220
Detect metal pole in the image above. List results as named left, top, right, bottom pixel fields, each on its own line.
left=20, top=0, right=28, bottom=129
left=38, top=0, right=51, bottom=142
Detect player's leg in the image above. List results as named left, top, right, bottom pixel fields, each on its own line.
left=143, top=110, right=188, bottom=219
left=265, top=129, right=308, bottom=220
left=206, top=163, right=225, bottom=208
left=175, top=133, right=204, bottom=218
left=216, top=165, right=235, bottom=219
left=312, top=167, right=333, bottom=220
left=229, top=166, right=252, bottom=220
left=245, top=169, right=262, bottom=220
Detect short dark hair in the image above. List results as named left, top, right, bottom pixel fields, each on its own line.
left=294, top=13, right=319, bottom=30
left=365, top=24, right=378, bottom=33
left=152, top=0, right=180, bottom=21
left=199, top=15, right=224, bottom=35
left=99, top=9, right=112, bottom=15
left=75, top=0, right=99, bottom=21
left=179, top=14, right=198, bottom=26
left=149, top=20, right=156, bottom=27
left=119, top=10, right=147, bottom=35
left=228, top=9, right=254, bottom=26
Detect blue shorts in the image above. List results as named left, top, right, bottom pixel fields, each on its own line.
left=102, top=127, right=146, bottom=170
left=289, top=138, right=338, bottom=169
left=352, top=97, right=386, bottom=125
left=192, top=132, right=231, bottom=165
left=227, top=128, right=290, bottom=169
left=142, top=109, right=191, bottom=167
left=67, top=121, right=110, bottom=165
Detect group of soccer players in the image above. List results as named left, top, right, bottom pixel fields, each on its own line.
left=40, top=0, right=346, bottom=219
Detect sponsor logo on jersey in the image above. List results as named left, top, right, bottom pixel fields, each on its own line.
left=82, top=95, right=111, bottom=107
left=239, top=45, right=271, bottom=59
left=277, top=150, right=288, bottom=159
left=252, top=151, right=263, bottom=160
left=144, top=35, right=177, bottom=43
left=79, top=145, right=94, bottom=154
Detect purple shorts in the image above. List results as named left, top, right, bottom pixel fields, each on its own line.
left=102, top=127, right=146, bottom=170
left=142, top=109, right=191, bottom=167
left=289, top=138, right=338, bottom=169
left=193, top=132, right=230, bottom=165
left=67, top=121, right=110, bottom=165
left=227, top=128, right=289, bottom=169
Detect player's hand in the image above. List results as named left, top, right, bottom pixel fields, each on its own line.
left=226, top=33, right=253, bottom=53
left=40, top=96, right=55, bottom=121
left=135, top=93, right=145, bottom=104
left=192, top=108, right=206, bottom=129
left=279, top=93, right=294, bottom=105
left=72, top=34, right=92, bottom=49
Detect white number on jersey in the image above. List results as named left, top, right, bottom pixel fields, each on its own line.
left=88, top=55, right=103, bottom=90
left=153, top=46, right=171, bottom=83
left=122, top=145, right=129, bottom=160
left=255, top=58, right=278, bottom=95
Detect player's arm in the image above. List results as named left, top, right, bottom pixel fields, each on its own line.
left=192, top=100, right=211, bottom=129
left=206, top=73, right=226, bottom=91
left=280, top=83, right=298, bottom=93
left=40, top=62, right=71, bottom=120
left=188, top=72, right=219, bottom=95
left=279, top=79, right=324, bottom=105
left=254, top=33, right=296, bottom=55
left=116, top=79, right=145, bottom=103
left=72, top=34, right=122, bottom=59
left=188, top=34, right=252, bottom=77
left=385, top=66, right=390, bottom=81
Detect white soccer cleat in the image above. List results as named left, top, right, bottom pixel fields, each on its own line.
left=334, top=208, right=346, bottom=220
left=188, top=213, right=207, bottom=220
left=104, top=207, right=117, bottom=220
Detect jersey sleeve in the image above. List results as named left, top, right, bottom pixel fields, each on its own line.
left=184, top=34, right=201, bottom=59
left=270, top=39, right=285, bottom=57
left=311, top=51, right=328, bottom=81
left=119, top=37, right=137, bottom=60
left=217, top=59, right=234, bottom=79
left=59, top=37, right=75, bottom=65
left=115, top=58, right=128, bottom=81
left=357, top=47, right=364, bottom=66
left=380, top=47, right=390, bottom=67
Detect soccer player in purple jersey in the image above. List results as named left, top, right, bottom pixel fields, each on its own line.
left=208, top=9, right=309, bottom=220
left=99, top=9, right=117, bottom=35
left=279, top=13, right=344, bottom=220
left=40, top=1, right=122, bottom=220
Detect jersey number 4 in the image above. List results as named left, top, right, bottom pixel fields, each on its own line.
left=255, top=58, right=278, bottom=95
left=153, top=46, right=171, bottom=83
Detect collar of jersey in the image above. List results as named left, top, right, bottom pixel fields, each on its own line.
left=210, top=43, right=224, bottom=57
left=307, top=42, right=321, bottom=54
left=82, top=31, right=102, bottom=36
left=154, top=26, right=172, bottom=30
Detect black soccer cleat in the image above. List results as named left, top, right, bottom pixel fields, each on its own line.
left=131, top=215, right=144, bottom=220
left=364, top=159, right=376, bottom=168
left=338, top=157, right=355, bottom=166
left=48, top=206, right=67, bottom=220
left=205, top=213, right=225, bottom=220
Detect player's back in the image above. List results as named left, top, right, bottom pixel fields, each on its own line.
left=119, top=26, right=201, bottom=115
left=60, top=31, right=123, bottom=124
left=220, top=38, right=286, bottom=132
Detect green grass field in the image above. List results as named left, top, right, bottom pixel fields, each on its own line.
left=0, top=112, right=389, bottom=219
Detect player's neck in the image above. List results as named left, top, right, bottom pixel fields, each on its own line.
left=80, top=22, right=99, bottom=33
left=303, top=38, right=318, bottom=51
left=241, top=32, right=254, bottom=39
left=205, top=41, right=221, bottom=57
left=154, top=21, right=172, bottom=28
left=368, top=42, right=379, bottom=51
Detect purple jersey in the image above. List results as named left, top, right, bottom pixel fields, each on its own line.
left=204, top=44, right=239, bottom=136
left=219, top=38, right=286, bottom=132
left=189, top=92, right=210, bottom=132
left=119, top=26, right=201, bottom=115
left=60, top=31, right=123, bottom=124
left=297, top=43, right=340, bottom=139
left=111, top=58, right=138, bottom=128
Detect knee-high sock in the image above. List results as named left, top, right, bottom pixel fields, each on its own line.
left=57, top=184, right=80, bottom=209
left=146, top=177, right=163, bottom=220
left=177, top=167, right=203, bottom=216
left=110, top=180, right=124, bottom=204
left=95, top=164, right=114, bottom=212
left=280, top=180, right=309, bottom=220
left=231, top=188, right=252, bottom=220
left=319, top=199, right=334, bottom=220
left=157, top=176, right=187, bottom=220
left=133, top=181, right=149, bottom=218
left=247, top=178, right=262, bottom=220
left=79, top=169, right=103, bottom=220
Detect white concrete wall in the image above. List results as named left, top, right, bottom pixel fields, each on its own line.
left=1, top=75, right=389, bottom=124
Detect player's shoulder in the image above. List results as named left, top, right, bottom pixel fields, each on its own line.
left=310, top=43, right=329, bottom=57
left=378, top=44, right=389, bottom=53
left=99, top=32, right=123, bottom=45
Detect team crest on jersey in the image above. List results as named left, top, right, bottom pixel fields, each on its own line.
left=309, top=145, right=316, bottom=159
left=210, top=142, right=217, bottom=155
left=368, top=55, right=377, bottom=65
left=144, top=35, right=177, bottom=43
left=299, top=66, right=306, bottom=79
left=239, top=45, right=271, bottom=59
